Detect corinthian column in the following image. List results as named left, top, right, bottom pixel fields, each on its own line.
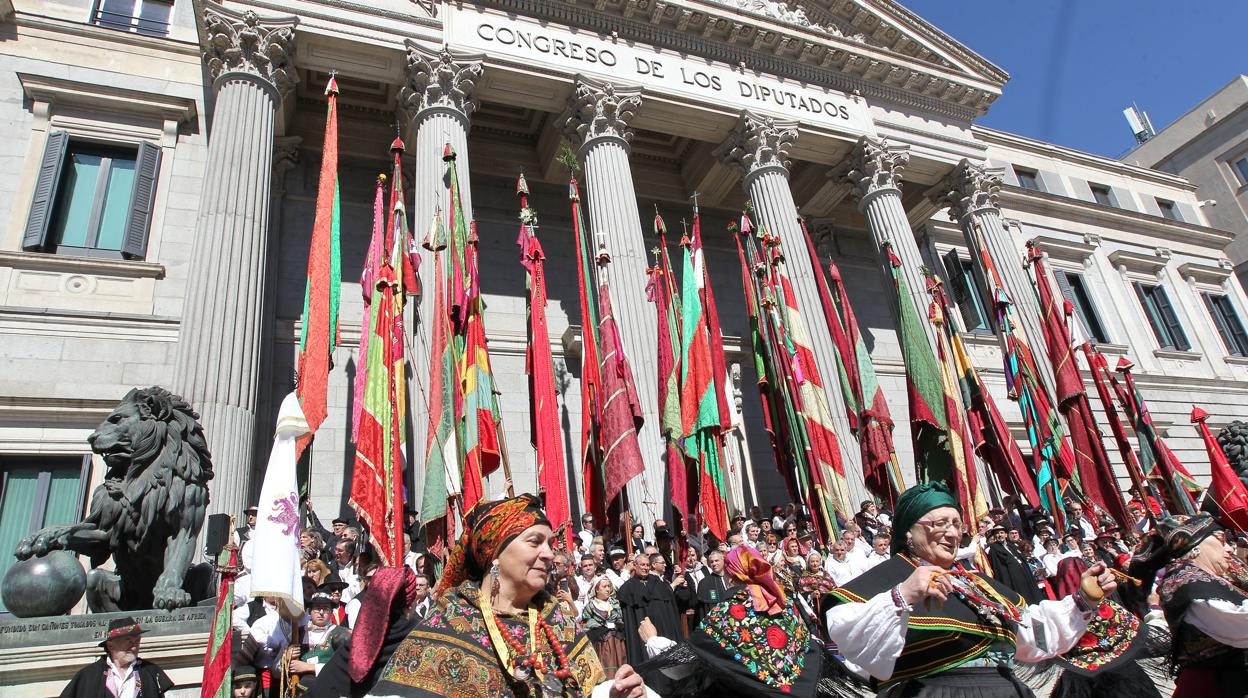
left=559, top=76, right=663, bottom=524
left=714, top=111, right=864, bottom=504
left=837, top=136, right=938, bottom=349
left=398, top=43, right=483, bottom=497
left=936, top=160, right=1055, bottom=389
left=173, top=3, right=297, bottom=519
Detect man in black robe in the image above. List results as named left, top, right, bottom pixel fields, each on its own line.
left=695, top=549, right=737, bottom=620
left=62, top=617, right=174, bottom=698
left=986, top=526, right=1043, bottom=604
left=617, top=552, right=682, bottom=666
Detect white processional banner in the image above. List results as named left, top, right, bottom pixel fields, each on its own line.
left=249, top=391, right=309, bottom=619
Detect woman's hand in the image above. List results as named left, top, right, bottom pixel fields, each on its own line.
left=289, top=659, right=317, bottom=675
left=608, top=664, right=647, bottom=698
left=898, top=565, right=953, bottom=606
left=1079, top=562, right=1118, bottom=599
left=637, top=617, right=657, bottom=642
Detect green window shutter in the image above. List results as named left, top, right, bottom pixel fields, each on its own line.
left=22, top=130, right=70, bottom=251
left=1153, top=285, right=1190, bottom=351
left=941, top=248, right=987, bottom=331
left=122, top=140, right=161, bottom=259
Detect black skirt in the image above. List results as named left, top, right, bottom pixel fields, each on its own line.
left=884, top=667, right=1035, bottom=698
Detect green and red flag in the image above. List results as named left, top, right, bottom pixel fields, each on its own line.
left=649, top=213, right=687, bottom=523
left=884, top=242, right=953, bottom=486
left=295, top=76, right=342, bottom=460
left=517, top=173, right=571, bottom=540
left=352, top=174, right=386, bottom=443
left=1113, top=358, right=1199, bottom=515
left=200, top=546, right=237, bottom=698
left=1028, top=245, right=1132, bottom=531
left=801, top=220, right=901, bottom=503
left=349, top=138, right=407, bottom=567
left=679, top=216, right=729, bottom=541
left=1192, top=406, right=1248, bottom=531
left=926, top=274, right=988, bottom=523
left=420, top=205, right=459, bottom=556
left=570, top=179, right=606, bottom=525
left=448, top=146, right=506, bottom=511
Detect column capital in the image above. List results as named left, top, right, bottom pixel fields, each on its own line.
left=200, top=2, right=298, bottom=100
left=936, top=159, right=1004, bottom=223
left=560, top=76, right=642, bottom=151
left=398, top=42, right=484, bottom=127
left=837, top=136, right=909, bottom=207
left=714, top=111, right=798, bottom=183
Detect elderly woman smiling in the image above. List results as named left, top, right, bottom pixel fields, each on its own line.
left=370, top=494, right=648, bottom=698
left=825, top=483, right=1117, bottom=697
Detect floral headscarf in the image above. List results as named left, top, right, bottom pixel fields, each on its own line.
left=435, top=494, right=550, bottom=595
left=725, top=545, right=787, bottom=615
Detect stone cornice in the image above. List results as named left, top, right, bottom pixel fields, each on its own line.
left=560, top=76, right=643, bottom=150
left=18, top=74, right=198, bottom=124
left=972, top=125, right=1199, bottom=192
left=1177, top=260, right=1234, bottom=286
left=1107, top=249, right=1170, bottom=277
left=714, top=110, right=798, bottom=179
left=398, top=42, right=484, bottom=125
left=469, top=0, right=998, bottom=122
left=199, top=2, right=298, bottom=99
left=997, top=185, right=1235, bottom=250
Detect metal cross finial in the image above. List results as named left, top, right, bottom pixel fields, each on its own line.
left=690, top=191, right=700, bottom=214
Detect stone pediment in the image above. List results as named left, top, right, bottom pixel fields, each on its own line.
left=474, top=0, right=1006, bottom=121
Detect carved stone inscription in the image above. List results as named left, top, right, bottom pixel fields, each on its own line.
left=448, top=6, right=872, bottom=134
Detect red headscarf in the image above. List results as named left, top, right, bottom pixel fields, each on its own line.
left=348, top=566, right=418, bottom=683
left=435, top=494, right=550, bottom=596
left=1052, top=556, right=1088, bottom=599
left=725, top=545, right=787, bottom=615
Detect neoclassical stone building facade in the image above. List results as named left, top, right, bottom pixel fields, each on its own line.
left=2, top=0, right=1247, bottom=595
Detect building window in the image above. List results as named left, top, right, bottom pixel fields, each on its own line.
left=92, top=0, right=174, bottom=37
left=0, top=456, right=88, bottom=614
left=1232, top=156, right=1248, bottom=186
left=1156, top=198, right=1180, bottom=221
left=1089, top=183, right=1115, bottom=207
left=1054, top=270, right=1110, bottom=343
left=941, top=249, right=991, bottom=332
left=23, top=131, right=161, bottom=260
left=1134, top=282, right=1190, bottom=351
left=1204, top=293, right=1248, bottom=356
left=1014, top=167, right=1042, bottom=192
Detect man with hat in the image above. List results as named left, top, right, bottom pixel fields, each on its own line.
left=604, top=547, right=630, bottom=589
left=234, top=505, right=259, bottom=546
left=318, top=574, right=350, bottom=626
left=986, top=524, right=1043, bottom=604
left=61, top=617, right=174, bottom=698
left=232, top=664, right=259, bottom=698
left=289, top=592, right=351, bottom=685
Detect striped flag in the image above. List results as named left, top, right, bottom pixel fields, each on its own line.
left=1082, top=344, right=1154, bottom=513
left=348, top=140, right=407, bottom=567
left=596, top=255, right=646, bottom=507
left=1114, top=359, right=1198, bottom=515
left=569, top=179, right=607, bottom=525
left=448, top=146, right=506, bottom=510
left=679, top=217, right=729, bottom=541
left=648, top=213, right=687, bottom=523
left=351, top=175, right=386, bottom=442
left=295, top=76, right=342, bottom=460
left=420, top=208, right=459, bottom=555
left=199, top=546, right=237, bottom=698
left=517, top=174, right=571, bottom=538
left=801, top=220, right=902, bottom=503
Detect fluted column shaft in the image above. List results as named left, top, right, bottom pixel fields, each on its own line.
left=174, top=4, right=297, bottom=519
left=939, top=161, right=1055, bottom=391
left=716, top=112, right=864, bottom=507
left=562, top=78, right=664, bottom=524
left=400, top=44, right=483, bottom=500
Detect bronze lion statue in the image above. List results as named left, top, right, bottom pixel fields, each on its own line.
left=15, top=387, right=212, bottom=611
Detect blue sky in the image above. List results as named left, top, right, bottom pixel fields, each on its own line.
left=902, top=0, right=1248, bottom=158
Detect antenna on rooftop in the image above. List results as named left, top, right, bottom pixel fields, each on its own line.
left=1124, top=104, right=1155, bottom=144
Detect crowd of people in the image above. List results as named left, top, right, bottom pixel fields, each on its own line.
left=87, top=488, right=1247, bottom=698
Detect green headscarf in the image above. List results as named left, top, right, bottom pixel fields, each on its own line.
left=890, top=482, right=960, bottom=554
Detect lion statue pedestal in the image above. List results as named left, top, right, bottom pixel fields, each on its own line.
left=4, top=387, right=213, bottom=614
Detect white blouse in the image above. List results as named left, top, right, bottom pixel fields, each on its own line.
left=1186, top=597, right=1248, bottom=647
left=825, top=589, right=1091, bottom=681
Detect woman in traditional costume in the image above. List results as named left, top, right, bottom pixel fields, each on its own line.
left=579, top=576, right=627, bottom=677
left=369, top=494, right=648, bottom=698
left=638, top=546, right=826, bottom=696
left=825, top=482, right=1118, bottom=697
left=1133, top=514, right=1248, bottom=698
